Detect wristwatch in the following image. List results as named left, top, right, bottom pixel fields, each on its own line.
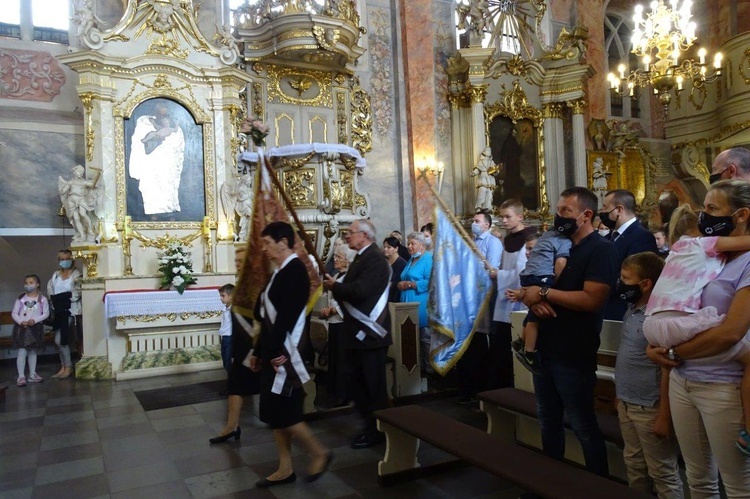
left=539, top=287, right=550, bottom=301
left=667, top=347, right=681, bottom=362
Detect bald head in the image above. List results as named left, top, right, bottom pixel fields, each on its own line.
left=711, top=148, right=750, bottom=183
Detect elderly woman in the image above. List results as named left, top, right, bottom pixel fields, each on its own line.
left=383, top=236, right=407, bottom=302
left=397, top=232, right=434, bottom=373
left=319, top=244, right=357, bottom=403
left=648, top=179, right=750, bottom=496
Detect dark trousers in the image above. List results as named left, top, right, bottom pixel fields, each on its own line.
left=348, top=346, right=389, bottom=436
left=532, top=360, right=609, bottom=477
left=456, top=333, right=489, bottom=398
left=488, top=321, right=514, bottom=389
left=220, top=336, right=232, bottom=373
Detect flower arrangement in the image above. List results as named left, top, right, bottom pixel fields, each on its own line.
left=240, top=116, right=270, bottom=147
left=157, top=241, right=197, bottom=294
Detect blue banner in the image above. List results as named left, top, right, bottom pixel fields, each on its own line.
left=428, top=206, right=493, bottom=375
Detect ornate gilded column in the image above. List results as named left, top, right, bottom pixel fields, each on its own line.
left=466, top=83, right=489, bottom=183
left=542, top=102, right=564, bottom=203
left=568, top=99, right=588, bottom=189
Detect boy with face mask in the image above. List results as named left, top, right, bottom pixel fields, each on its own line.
left=641, top=203, right=750, bottom=456
left=614, top=252, right=684, bottom=497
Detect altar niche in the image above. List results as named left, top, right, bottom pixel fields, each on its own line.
left=124, top=97, right=206, bottom=223
left=488, top=116, right=540, bottom=211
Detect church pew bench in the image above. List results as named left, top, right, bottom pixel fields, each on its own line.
left=478, top=388, right=623, bottom=447
left=0, top=311, right=56, bottom=350
left=374, top=405, right=646, bottom=499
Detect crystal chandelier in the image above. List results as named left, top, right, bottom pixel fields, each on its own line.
left=607, top=0, right=723, bottom=115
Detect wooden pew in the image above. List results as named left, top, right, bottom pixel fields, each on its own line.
left=478, top=387, right=623, bottom=447
left=375, top=405, right=648, bottom=499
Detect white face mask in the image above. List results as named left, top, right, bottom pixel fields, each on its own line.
left=424, top=236, right=432, bottom=246
left=471, top=222, right=482, bottom=236
left=598, top=229, right=610, bottom=237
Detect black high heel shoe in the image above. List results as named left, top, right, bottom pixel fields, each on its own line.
left=209, top=427, right=241, bottom=444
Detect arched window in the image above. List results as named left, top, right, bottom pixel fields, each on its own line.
left=604, top=12, right=644, bottom=120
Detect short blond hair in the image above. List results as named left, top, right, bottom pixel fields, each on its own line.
left=499, top=199, right=524, bottom=215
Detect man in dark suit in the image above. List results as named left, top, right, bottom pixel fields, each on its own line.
left=323, top=219, right=392, bottom=449
left=599, top=189, right=658, bottom=320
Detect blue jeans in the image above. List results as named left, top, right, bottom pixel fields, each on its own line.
left=532, top=360, right=609, bottom=476
left=220, top=336, right=232, bottom=373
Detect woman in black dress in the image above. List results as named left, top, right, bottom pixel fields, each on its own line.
left=249, top=222, right=331, bottom=487
left=383, top=236, right=407, bottom=303
left=210, top=248, right=260, bottom=444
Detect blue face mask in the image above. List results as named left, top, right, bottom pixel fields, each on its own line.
left=59, top=260, right=73, bottom=269
left=411, top=251, right=422, bottom=259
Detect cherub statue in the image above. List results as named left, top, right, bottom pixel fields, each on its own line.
left=608, top=120, right=640, bottom=157
left=58, top=165, right=101, bottom=243
left=470, top=146, right=497, bottom=212
left=214, top=24, right=241, bottom=65
left=71, top=0, right=107, bottom=49
left=148, top=0, right=181, bottom=32
left=220, top=173, right=254, bottom=241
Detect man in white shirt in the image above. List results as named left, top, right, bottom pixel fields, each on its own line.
left=456, top=211, right=502, bottom=404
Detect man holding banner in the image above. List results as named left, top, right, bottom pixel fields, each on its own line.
left=323, top=219, right=392, bottom=449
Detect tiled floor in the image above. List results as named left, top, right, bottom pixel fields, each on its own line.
left=0, top=358, right=525, bottom=498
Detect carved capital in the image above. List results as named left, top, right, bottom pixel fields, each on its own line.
left=448, top=92, right=468, bottom=109
left=542, top=102, right=565, bottom=119
left=567, top=98, right=587, bottom=115
left=466, top=84, right=489, bottom=104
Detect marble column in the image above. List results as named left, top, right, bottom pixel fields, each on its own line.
left=542, top=103, right=564, bottom=204
left=569, top=99, right=588, bottom=188
left=400, top=0, right=438, bottom=227
left=449, top=92, right=467, bottom=214
left=467, top=84, right=489, bottom=193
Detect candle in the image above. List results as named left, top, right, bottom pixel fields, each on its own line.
left=677, top=75, right=684, bottom=91
left=698, top=48, right=706, bottom=65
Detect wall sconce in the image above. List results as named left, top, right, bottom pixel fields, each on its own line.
left=418, top=156, right=445, bottom=194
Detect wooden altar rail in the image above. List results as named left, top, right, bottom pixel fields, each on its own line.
left=128, top=330, right=221, bottom=354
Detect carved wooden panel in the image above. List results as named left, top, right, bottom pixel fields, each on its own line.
left=400, top=316, right=418, bottom=374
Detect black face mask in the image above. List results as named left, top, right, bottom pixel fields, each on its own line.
left=698, top=211, right=735, bottom=237
left=615, top=279, right=643, bottom=303
left=709, top=168, right=728, bottom=184
left=554, top=213, right=580, bottom=237
left=598, top=208, right=617, bottom=230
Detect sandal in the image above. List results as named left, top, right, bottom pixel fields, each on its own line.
left=737, top=429, right=750, bottom=457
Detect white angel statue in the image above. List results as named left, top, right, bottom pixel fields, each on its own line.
left=220, top=173, right=254, bottom=241
left=58, top=165, right=102, bottom=243
left=72, top=0, right=107, bottom=49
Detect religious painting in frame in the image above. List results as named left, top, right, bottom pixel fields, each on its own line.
left=123, top=97, right=206, bottom=223
left=484, top=81, right=549, bottom=219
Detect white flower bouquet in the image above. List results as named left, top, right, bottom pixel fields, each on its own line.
left=157, top=241, right=197, bottom=294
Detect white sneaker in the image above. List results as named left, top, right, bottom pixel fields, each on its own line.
left=17, top=376, right=26, bottom=387
left=28, top=373, right=44, bottom=383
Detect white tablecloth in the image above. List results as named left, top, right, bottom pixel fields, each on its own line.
left=240, top=143, right=366, bottom=169
left=104, top=288, right=223, bottom=318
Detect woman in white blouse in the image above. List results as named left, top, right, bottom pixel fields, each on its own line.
left=47, top=249, right=81, bottom=379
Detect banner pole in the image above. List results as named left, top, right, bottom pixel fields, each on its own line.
left=261, top=155, right=325, bottom=273
left=421, top=176, right=493, bottom=271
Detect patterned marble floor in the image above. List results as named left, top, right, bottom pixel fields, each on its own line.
left=0, top=357, right=525, bottom=499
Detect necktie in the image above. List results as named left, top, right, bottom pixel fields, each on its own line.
left=612, top=231, right=620, bottom=242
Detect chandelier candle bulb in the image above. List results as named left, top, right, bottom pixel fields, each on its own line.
left=677, top=75, right=684, bottom=90
left=618, top=64, right=626, bottom=79
left=714, top=53, right=723, bottom=69
left=698, top=47, right=706, bottom=65
left=643, top=55, right=651, bottom=70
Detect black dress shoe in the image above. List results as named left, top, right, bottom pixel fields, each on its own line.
left=209, top=427, right=241, bottom=444
left=256, top=473, right=296, bottom=488
left=305, top=452, right=334, bottom=483
left=350, top=433, right=385, bottom=449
